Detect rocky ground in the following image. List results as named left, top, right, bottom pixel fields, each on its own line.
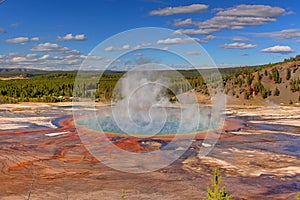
left=0, top=103, right=299, bottom=199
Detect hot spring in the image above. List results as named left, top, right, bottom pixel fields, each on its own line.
left=76, top=106, right=217, bottom=136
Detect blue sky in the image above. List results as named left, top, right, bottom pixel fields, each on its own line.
left=0, top=0, right=300, bottom=70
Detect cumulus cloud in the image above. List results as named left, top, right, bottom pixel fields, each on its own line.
left=250, top=29, right=300, bottom=39
left=31, top=42, right=80, bottom=55
left=220, top=42, right=257, bottom=49
left=31, top=37, right=39, bottom=41
left=56, top=33, right=86, bottom=41
left=5, top=37, right=40, bottom=45
left=217, top=4, right=286, bottom=18
left=201, top=5, right=286, bottom=31
left=173, top=18, right=197, bottom=26
left=157, top=37, right=199, bottom=45
left=105, top=44, right=132, bottom=51
left=0, top=52, right=99, bottom=70
left=159, top=46, right=169, bottom=51
left=174, top=4, right=287, bottom=35
left=260, top=45, right=295, bottom=54
left=141, top=42, right=152, bottom=46
left=232, top=36, right=251, bottom=42
left=149, top=4, right=208, bottom=16
left=104, top=44, right=147, bottom=52
left=11, top=56, right=27, bottom=63
left=174, top=28, right=212, bottom=35
left=157, top=35, right=215, bottom=45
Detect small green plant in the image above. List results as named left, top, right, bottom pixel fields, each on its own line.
left=204, top=169, right=232, bottom=200
left=297, top=178, right=300, bottom=200
left=274, top=87, right=280, bottom=96
left=121, top=189, right=126, bottom=200
left=286, top=68, right=291, bottom=80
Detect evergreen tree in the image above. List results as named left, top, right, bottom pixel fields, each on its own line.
left=297, top=178, right=300, bottom=200
left=121, top=189, right=126, bottom=199
left=205, top=169, right=232, bottom=200
left=286, top=68, right=291, bottom=80
left=272, top=67, right=281, bottom=83
left=274, top=87, right=280, bottom=96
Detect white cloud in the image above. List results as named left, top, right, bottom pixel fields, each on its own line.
left=220, top=42, right=257, bottom=49
left=56, top=33, right=86, bottom=41
left=173, top=18, right=197, bottom=26
left=141, top=42, right=152, bottom=46
left=122, top=44, right=131, bottom=50
left=31, top=42, right=80, bottom=55
left=260, top=45, right=295, bottom=54
left=40, top=54, right=50, bottom=60
left=149, top=4, right=208, bottom=16
left=217, top=63, right=241, bottom=68
left=157, top=37, right=199, bottom=45
left=217, top=4, right=285, bottom=18
left=159, top=47, right=169, bottom=51
left=174, top=4, right=287, bottom=35
left=31, top=37, right=39, bottom=41
left=0, top=52, right=89, bottom=70
left=26, top=54, right=38, bottom=58
left=205, top=35, right=216, bottom=40
left=157, top=35, right=215, bottom=45
left=11, top=57, right=27, bottom=63
left=104, top=46, right=114, bottom=52
left=104, top=59, right=121, bottom=65
left=5, top=37, right=39, bottom=45
left=250, top=29, right=300, bottom=39
left=104, top=43, right=147, bottom=52
left=232, top=36, right=250, bottom=42
left=174, top=28, right=213, bottom=35
left=201, top=5, right=286, bottom=31
left=105, top=44, right=132, bottom=51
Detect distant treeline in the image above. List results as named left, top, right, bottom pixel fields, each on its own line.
left=0, top=55, right=299, bottom=103
left=0, top=71, right=209, bottom=103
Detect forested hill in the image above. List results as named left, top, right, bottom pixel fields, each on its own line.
left=0, top=55, right=299, bottom=105
left=223, top=55, right=300, bottom=105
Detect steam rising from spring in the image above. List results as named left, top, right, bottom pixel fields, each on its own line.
left=112, top=64, right=199, bottom=136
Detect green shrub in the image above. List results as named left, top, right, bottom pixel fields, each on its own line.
left=286, top=68, right=291, bottom=80
left=274, top=87, right=280, bottom=96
